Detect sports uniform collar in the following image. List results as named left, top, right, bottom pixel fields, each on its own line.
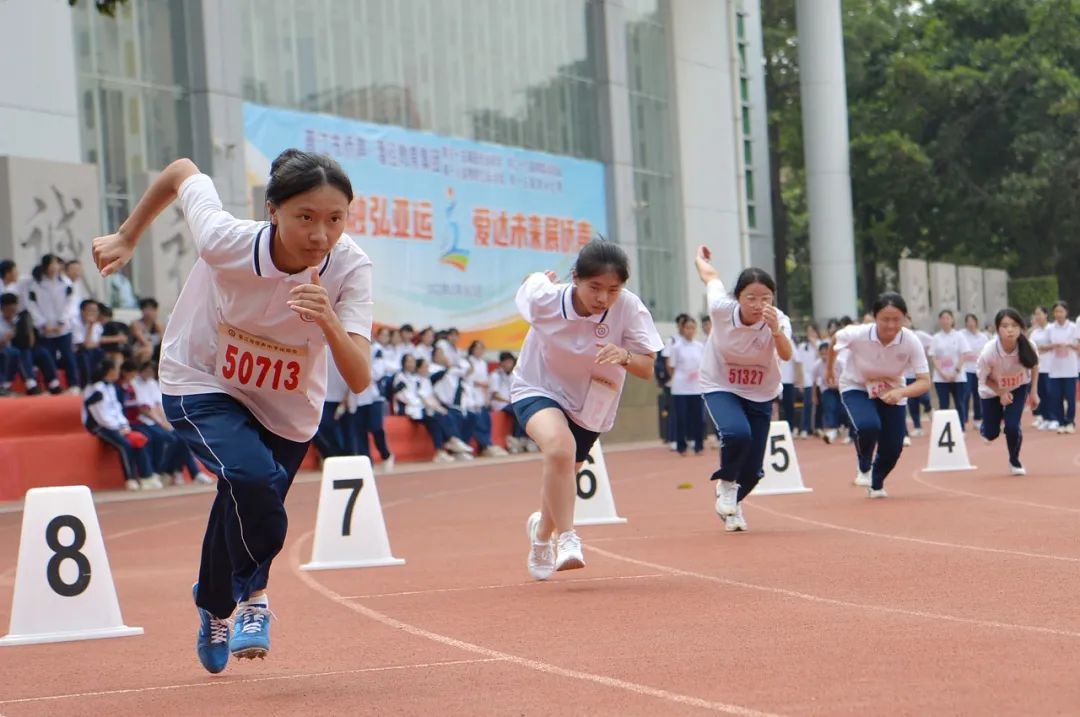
left=253, top=224, right=332, bottom=280
left=560, top=286, right=609, bottom=324
left=995, top=337, right=1018, bottom=357
left=731, top=307, right=766, bottom=330
left=869, top=325, right=903, bottom=347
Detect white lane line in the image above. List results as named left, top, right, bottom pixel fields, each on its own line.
left=342, top=573, right=665, bottom=599
left=911, top=469, right=1080, bottom=514
left=0, top=658, right=503, bottom=705
left=291, top=532, right=781, bottom=717
left=589, top=545, right=1080, bottom=639
left=746, top=502, right=1080, bottom=564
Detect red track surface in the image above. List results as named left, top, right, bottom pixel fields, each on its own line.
left=1, top=426, right=1079, bottom=715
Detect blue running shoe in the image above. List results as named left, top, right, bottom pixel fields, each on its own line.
left=230, top=602, right=272, bottom=660
left=193, top=583, right=230, bottom=674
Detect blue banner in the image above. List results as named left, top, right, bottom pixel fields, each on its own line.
left=243, top=103, right=608, bottom=348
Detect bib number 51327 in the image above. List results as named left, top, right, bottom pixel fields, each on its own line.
left=220, top=343, right=301, bottom=391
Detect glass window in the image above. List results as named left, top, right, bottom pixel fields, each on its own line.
left=747, top=204, right=757, bottom=229
left=745, top=170, right=755, bottom=202
left=744, top=139, right=752, bottom=164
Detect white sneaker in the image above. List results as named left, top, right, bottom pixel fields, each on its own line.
left=125, top=478, right=140, bottom=491
left=842, top=435, right=853, bottom=445
left=824, top=429, right=838, bottom=444
left=525, top=440, right=540, bottom=453
left=854, top=470, right=871, bottom=487
left=194, top=472, right=215, bottom=485
left=433, top=449, right=454, bottom=463
left=1057, top=425, right=1068, bottom=435
left=668, top=441, right=678, bottom=451
left=482, top=445, right=509, bottom=457
left=447, top=437, right=472, bottom=454
left=172, top=471, right=187, bottom=487
left=732, top=504, right=748, bottom=531
left=505, top=437, right=522, bottom=454
left=1009, top=464, right=1027, bottom=476
left=714, top=480, right=738, bottom=517
left=526, top=512, right=555, bottom=581
left=903, top=436, right=912, bottom=447
left=555, top=530, right=585, bottom=571
left=1067, top=424, right=1076, bottom=434
left=867, top=488, right=889, bottom=499
left=911, top=428, right=924, bottom=438
left=1047, top=421, right=1060, bottom=432
left=1034, top=417, right=1045, bottom=430
left=381, top=455, right=395, bottom=473
left=142, top=475, right=164, bottom=490
left=453, top=451, right=474, bottom=461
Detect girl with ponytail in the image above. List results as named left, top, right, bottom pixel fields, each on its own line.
left=976, top=308, right=1040, bottom=475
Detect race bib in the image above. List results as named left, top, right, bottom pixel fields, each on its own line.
left=999, top=372, right=1026, bottom=390
left=216, top=323, right=310, bottom=394
left=727, top=365, right=766, bottom=387
left=687, top=370, right=700, bottom=384
left=580, top=375, right=619, bottom=429
left=867, top=380, right=898, bottom=399
left=1055, top=348, right=1070, bottom=359
left=940, top=357, right=955, bottom=369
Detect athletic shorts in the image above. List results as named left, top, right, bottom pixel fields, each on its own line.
left=511, top=395, right=600, bottom=463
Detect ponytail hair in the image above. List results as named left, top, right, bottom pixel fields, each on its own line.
left=995, top=308, right=1039, bottom=369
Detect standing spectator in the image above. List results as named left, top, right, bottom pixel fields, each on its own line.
left=961, top=313, right=990, bottom=429
left=793, top=325, right=821, bottom=438
left=667, top=317, right=705, bottom=455
left=72, top=299, right=104, bottom=388
left=82, top=358, right=159, bottom=491
left=130, top=297, right=164, bottom=363
left=27, top=254, right=80, bottom=391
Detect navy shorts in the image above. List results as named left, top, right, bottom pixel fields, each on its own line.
left=512, top=395, right=600, bottom=463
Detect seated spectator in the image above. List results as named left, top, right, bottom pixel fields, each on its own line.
left=98, top=303, right=133, bottom=360
left=463, top=340, right=506, bottom=457
left=72, top=299, right=104, bottom=388
left=413, top=326, right=436, bottom=362
left=130, top=297, right=163, bottom=363
left=118, top=360, right=178, bottom=485
left=131, top=361, right=214, bottom=485
left=27, top=254, right=80, bottom=391
left=489, top=351, right=532, bottom=453
left=429, top=346, right=478, bottom=460
left=0, top=291, right=60, bottom=394
left=82, top=358, right=160, bottom=491
left=1, top=259, right=28, bottom=305
left=392, top=355, right=455, bottom=463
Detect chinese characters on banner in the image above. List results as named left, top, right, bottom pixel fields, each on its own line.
left=245, top=103, right=607, bottom=349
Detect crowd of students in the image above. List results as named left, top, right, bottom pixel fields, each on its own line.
left=315, top=324, right=534, bottom=467
left=0, top=255, right=163, bottom=395
left=660, top=303, right=1080, bottom=457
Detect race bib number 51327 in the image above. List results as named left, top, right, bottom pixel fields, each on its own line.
left=727, top=365, right=765, bottom=386
left=216, top=323, right=309, bottom=393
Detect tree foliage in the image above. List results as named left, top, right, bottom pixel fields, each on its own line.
left=764, top=0, right=1080, bottom=317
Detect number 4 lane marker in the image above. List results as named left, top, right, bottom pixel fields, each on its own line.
left=1, top=486, right=142, bottom=646
left=300, top=457, right=405, bottom=571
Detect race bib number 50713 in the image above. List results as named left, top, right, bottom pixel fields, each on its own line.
left=216, top=323, right=309, bottom=393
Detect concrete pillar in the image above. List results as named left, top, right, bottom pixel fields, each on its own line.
left=795, top=0, right=857, bottom=320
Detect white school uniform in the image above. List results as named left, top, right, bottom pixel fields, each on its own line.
left=699, top=278, right=792, bottom=402
left=489, top=367, right=513, bottom=411
left=976, top=338, right=1033, bottom=399
left=465, top=355, right=490, bottom=411
left=961, top=329, right=989, bottom=374
left=1045, top=320, right=1079, bottom=379
left=1030, top=326, right=1052, bottom=377
left=794, top=341, right=818, bottom=389
left=833, top=324, right=929, bottom=406
left=82, top=381, right=129, bottom=431
left=779, top=357, right=795, bottom=386
left=27, top=275, right=76, bottom=335
left=930, top=329, right=971, bottom=383
left=904, top=330, right=933, bottom=380
left=159, top=173, right=374, bottom=442
left=71, top=317, right=103, bottom=347
left=510, top=273, right=663, bottom=433
left=668, top=336, right=704, bottom=396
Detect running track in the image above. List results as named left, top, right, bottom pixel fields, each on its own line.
left=0, top=427, right=1078, bottom=715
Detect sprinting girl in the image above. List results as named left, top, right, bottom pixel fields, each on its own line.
left=961, top=313, right=989, bottom=429
left=828, top=293, right=930, bottom=497
left=1029, top=306, right=1052, bottom=429
left=92, top=149, right=373, bottom=673
left=977, top=309, right=1039, bottom=475
left=930, top=309, right=971, bottom=429
left=695, top=246, right=792, bottom=532
left=511, top=240, right=662, bottom=579
left=666, top=316, right=705, bottom=455
left=1042, top=301, right=1077, bottom=433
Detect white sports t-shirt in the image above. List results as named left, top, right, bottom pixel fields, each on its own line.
left=488, top=368, right=513, bottom=411
left=668, top=336, right=704, bottom=396
left=833, top=324, right=929, bottom=406
left=1045, top=320, right=1078, bottom=378
left=794, top=341, right=818, bottom=389
left=961, top=329, right=989, bottom=374
left=699, top=278, right=792, bottom=402
left=1030, top=326, right=1052, bottom=375
left=159, top=174, right=374, bottom=442
left=930, top=329, right=971, bottom=384
left=510, top=273, right=664, bottom=432
left=976, top=337, right=1033, bottom=399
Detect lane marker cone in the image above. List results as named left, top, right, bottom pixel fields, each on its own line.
left=754, top=421, right=812, bottom=495
left=573, top=441, right=628, bottom=526
left=923, top=409, right=976, bottom=472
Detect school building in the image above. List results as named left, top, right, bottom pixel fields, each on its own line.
left=0, top=0, right=859, bottom=327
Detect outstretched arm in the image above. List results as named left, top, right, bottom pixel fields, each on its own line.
left=694, top=245, right=720, bottom=285
left=92, top=158, right=200, bottom=276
